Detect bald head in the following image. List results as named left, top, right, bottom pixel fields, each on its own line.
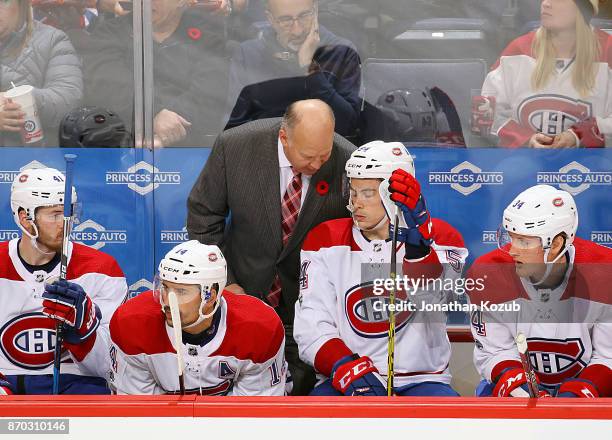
left=280, top=100, right=335, bottom=176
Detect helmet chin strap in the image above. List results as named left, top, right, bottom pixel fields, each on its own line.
left=346, top=202, right=389, bottom=234
left=20, top=221, right=55, bottom=257
left=181, top=294, right=221, bottom=330
left=530, top=245, right=569, bottom=287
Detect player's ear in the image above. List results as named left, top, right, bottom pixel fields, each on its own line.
left=18, top=209, right=34, bottom=232
left=550, top=234, right=566, bottom=257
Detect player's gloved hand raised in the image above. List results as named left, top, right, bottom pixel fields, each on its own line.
left=331, top=354, right=387, bottom=396
left=386, top=169, right=433, bottom=247
left=556, top=378, right=599, bottom=398
left=42, top=279, right=101, bottom=345
left=492, top=367, right=550, bottom=397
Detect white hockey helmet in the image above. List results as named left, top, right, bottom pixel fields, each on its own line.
left=501, top=185, right=578, bottom=250
left=345, top=141, right=415, bottom=232
left=10, top=167, right=77, bottom=240
left=345, top=140, right=415, bottom=180
left=156, top=240, right=227, bottom=329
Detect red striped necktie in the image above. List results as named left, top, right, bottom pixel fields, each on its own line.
left=267, top=169, right=302, bottom=307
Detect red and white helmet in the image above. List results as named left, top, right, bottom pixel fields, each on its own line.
left=156, top=240, right=227, bottom=329
left=10, top=167, right=77, bottom=240
left=502, top=184, right=578, bottom=251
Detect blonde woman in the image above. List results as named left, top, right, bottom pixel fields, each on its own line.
left=482, top=0, right=611, bottom=147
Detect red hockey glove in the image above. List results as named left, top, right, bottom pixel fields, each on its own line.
left=493, top=367, right=550, bottom=397
left=0, top=372, right=14, bottom=395
left=388, top=169, right=433, bottom=247
left=42, top=279, right=100, bottom=345
left=557, top=378, right=599, bottom=398
left=331, top=354, right=387, bottom=396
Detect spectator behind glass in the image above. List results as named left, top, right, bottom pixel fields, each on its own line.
left=481, top=0, right=611, bottom=148
left=0, top=0, right=83, bottom=147
left=190, top=0, right=248, bottom=17
left=82, top=0, right=228, bottom=147
left=225, top=0, right=361, bottom=138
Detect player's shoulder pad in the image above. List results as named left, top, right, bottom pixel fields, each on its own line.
left=0, top=241, right=22, bottom=281
left=574, top=237, right=612, bottom=263
left=68, top=243, right=125, bottom=280
left=467, top=249, right=514, bottom=281
left=431, top=217, right=465, bottom=248
left=565, top=238, right=612, bottom=305
left=466, top=249, right=526, bottom=304
left=211, top=292, right=284, bottom=364
left=110, top=291, right=174, bottom=355
left=490, top=31, right=536, bottom=70
left=302, top=218, right=356, bottom=252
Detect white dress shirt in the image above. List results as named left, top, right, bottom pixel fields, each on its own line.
left=277, top=137, right=310, bottom=207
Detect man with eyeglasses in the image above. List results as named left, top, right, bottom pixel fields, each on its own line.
left=0, top=167, right=127, bottom=394
left=225, top=0, right=361, bottom=138
left=467, top=185, right=612, bottom=398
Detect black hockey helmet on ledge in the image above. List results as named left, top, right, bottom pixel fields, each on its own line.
left=59, top=106, right=131, bottom=148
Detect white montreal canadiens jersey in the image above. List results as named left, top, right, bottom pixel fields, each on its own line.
left=0, top=238, right=127, bottom=378
left=109, top=291, right=286, bottom=395
left=483, top=29, right=612, bottom=146
left=294, top=218, right=468, bottom=387
left=468, top=238, right=612, bottom=394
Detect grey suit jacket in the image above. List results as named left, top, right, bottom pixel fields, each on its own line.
left=187, top=118, right=356, bottom=324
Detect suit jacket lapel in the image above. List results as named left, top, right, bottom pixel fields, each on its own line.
left=257, top=124, right=283, bottom=249
left=279, top=147, right=337, bottom=260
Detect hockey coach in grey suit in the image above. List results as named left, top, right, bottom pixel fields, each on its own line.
left=187, top=99, right=356, bottom=394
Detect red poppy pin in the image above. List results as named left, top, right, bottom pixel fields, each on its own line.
left=187, top=27, right=202, bottom=41
left=316, top=180, right=329, bottom=196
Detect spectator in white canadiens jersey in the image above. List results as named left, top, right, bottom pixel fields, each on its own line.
left=480, top=0, right=611, bottom=147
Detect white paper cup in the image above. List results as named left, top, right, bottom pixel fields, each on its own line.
left=4, top=85, right=44, bottom=144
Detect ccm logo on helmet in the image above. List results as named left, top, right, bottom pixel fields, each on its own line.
left=162, top=266, right=180, bottom=273
left=392, top=147, right=402, bottom=156
left=0, top=313, right=60, bottom=370
left=19, top=174, right=28, bottom=183
left=345, top=282, right=413, bottom=338
left=208, top=253, right=218, bottom=262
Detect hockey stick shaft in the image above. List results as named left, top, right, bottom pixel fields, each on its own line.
left=386, top=205, right=399, bottom=396
left=168, top=292, right=185, bottom=395
left=516, top=332, right=539, bottom=398
left=53, top=154, right=77, bottom=395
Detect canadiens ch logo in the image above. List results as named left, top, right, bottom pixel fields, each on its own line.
left=345, top=282, right=413, bottom=338
left=518, top=95, right=591, bottom=135
left=527, top=337, right=586, bottom=386
left=0, top=313, right=61, bottom=370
